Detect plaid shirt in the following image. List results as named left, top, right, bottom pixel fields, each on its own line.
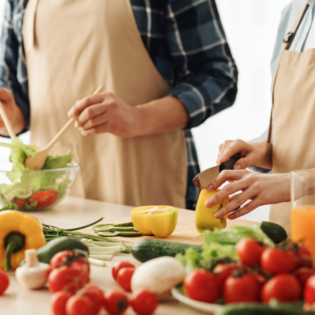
left=0, top=0, right=238, bottom=209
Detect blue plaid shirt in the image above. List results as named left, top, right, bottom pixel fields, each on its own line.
left=0, top=0, right=238, bottom=209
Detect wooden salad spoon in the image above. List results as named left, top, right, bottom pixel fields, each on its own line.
left=0, top=101, right=16, bottom=140
left=24, top=85, right=104, bottom=170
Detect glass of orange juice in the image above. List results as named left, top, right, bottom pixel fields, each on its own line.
left=291, top=170, right=315, bottom=256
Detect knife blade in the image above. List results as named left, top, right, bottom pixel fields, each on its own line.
left=193, top=154, right=241, bottom=189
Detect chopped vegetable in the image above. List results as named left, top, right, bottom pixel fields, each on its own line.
left=15, top=249, right=50, bottom=289
left=0, top=210, right=46, bottom=270
left=195, top=189, right=229, bottom=232
left=131, top=205, right=178, bottom=238
left=93, top=221, right=142, bottom=237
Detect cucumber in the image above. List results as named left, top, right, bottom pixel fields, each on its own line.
left=260, top=221, right=288, bottom=244
left=15, top=190, right=33, bottom=199
left=19, top=237, right=89, bottom=266
left=131, top=239, right=203, bottom=262
left=216, top=302, right=312, bottom=315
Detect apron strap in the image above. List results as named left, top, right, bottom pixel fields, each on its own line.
left=267, top=1, right=309, bottom=143
left=24, top=0, right=40, bottom=51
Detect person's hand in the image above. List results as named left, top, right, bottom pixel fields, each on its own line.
left=217, top=140, right=272, bottom=170
left=204, top=170, right=290, bottom=220
left=68, top=92, right=140, bottom=138
left=0, top=87, right=25, bottom=135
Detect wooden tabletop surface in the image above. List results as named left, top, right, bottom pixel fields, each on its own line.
left=2, top=197, right=258, bottom=315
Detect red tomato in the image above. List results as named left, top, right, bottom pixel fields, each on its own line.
left=66, top=295, right=94, bottom=315
left=14, top=197, right=28, bottom=208
left=293, top=267, right=315, bottom=289
left=103, top=289, right=129, bottom=315
left=130, top=289, right=158, bottom=315
left=236, top=238, right=266, bottom=264
left=304, top=274, right=315, bottom=306
left=48, top=265, right=89, bottom=294
left=82, top=285, right=103, bottom=315
left=223, top=273, right=260, bottom=304
left=50, top=251, right=89, bottom=271
left=50, top=291, right=72, bottom=315
left=296, top=245, right=313, bottom=267
left=213, top=263, right=238, bottom=289
left=30, top=190, right=58, bottom=208
left=184, top=269, right=220, bottom=303
left=261, top=274, right=301, bottom=304
left=0, top=270, right=9, bottom=295
left=252, top=272, right=267, bottom=287
left=116, top=267, right=135, bottom=292
left=112, top=261, right=135, bottom=281
left=260, top=248, right=297, bottom=274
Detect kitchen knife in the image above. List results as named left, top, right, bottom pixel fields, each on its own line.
left=193, top=154, right=241, bottom=189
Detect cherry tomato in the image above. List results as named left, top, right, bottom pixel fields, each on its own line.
left=0, top=270, right=9, bottom=295
left=50, top=291, right=72, bottom=315
left=112, top=261, right=135, bottom=281
left=184, top=268, right=220, bottom=303
left=296, top=245, right=313, bottom=267
left=82, top=285, right=103, bottom=315
left=66, top=295, right=94, bottom=315
left=223, top=273, right=260, bottom=304
left=252, top=272, right=267, bottom=287
left=50, top=251, right=89, bottom=271
left=293, top=267, right=315, bottom=289
left=260, top=248, right=297, bottom=274
left=304, top=275, right=315, bottom=306
left=236, top=238, right=266, bottom=264
left=48, top=265, right=89, bottom=294
left=103, top=289, right=129, bottom=315
left=213, top=263, right=238, bottom=289
left=116, top=267, right=135, bottom=292
left=30, top=190, right=58, bottom=208
left=261, top=274, right=301, bottom=304
left=130, top=289, right=158, bottom=315
left=14, top=197, right=28, bottom=208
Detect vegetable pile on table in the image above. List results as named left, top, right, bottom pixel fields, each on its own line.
left=0, top=137, right=74, bottom=210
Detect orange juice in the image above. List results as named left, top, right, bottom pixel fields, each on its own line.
left=291, top=206, right=315, bottom=256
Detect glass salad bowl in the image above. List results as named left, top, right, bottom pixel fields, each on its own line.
left=0, top=160, right=79, bottom=211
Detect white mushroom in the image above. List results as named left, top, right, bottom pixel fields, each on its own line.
left=15, top=249, right=50, bottom=290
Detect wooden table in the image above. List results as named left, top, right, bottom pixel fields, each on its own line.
left=2, top=197, right=258, bottom=315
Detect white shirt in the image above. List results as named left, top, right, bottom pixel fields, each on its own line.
left=303, top=0, right=315, bottom=51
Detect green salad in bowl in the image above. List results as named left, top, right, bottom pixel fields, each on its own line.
left=0, top=138, right=79, bottom=210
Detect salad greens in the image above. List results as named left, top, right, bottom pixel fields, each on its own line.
left=176, top=225, right=274, bottom=273
left=0, top=137, right=73, bottom=209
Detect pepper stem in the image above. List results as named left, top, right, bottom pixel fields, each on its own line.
left=4, top=232, right=26, bottom=271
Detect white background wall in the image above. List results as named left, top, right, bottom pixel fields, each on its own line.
left=0, top=1, right=292, bottom=221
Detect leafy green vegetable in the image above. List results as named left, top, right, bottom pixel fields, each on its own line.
left=0, top=204, right=17, bottom=211
left=0, top=137, right=73, bottom=207
left=203, top=225, right=274, bottom=248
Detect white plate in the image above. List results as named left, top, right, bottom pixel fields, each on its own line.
left=171, top=287, right=223, bottom=314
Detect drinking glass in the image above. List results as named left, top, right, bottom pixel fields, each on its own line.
left=291, top=169, right=315, bottom=256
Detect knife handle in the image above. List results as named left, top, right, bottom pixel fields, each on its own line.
left=219, top=154, right=241, bottom=172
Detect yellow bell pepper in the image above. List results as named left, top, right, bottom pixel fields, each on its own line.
left=131, top=206, right=178, bottom=238
left=195, top=189, right=229, bottom=233
left=0, top=210, right=46, bottom=270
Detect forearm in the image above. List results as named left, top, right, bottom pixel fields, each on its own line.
left=135, top=96, right=189, bottom=136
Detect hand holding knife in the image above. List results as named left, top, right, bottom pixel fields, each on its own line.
left=193, top=154, right=241, bottom=189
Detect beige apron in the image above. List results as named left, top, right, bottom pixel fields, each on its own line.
left=22, top=0, right=187, bottom=208
left=268, top=2, right=314, bottom=233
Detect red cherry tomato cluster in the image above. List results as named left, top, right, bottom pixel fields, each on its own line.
left=183, top=238, right=315, bottom=306
left=48, top=251, right=90, bottom=294
left=14, top=190, right=58, bottom=209
left=111, top=261, right=158, bottom=315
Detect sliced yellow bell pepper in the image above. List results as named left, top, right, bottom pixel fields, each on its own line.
left=131, top=206, right=178, bottom=238
left=0, top=210, right=46, bottom=270
left=195, top=189, right=229, bottom=233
